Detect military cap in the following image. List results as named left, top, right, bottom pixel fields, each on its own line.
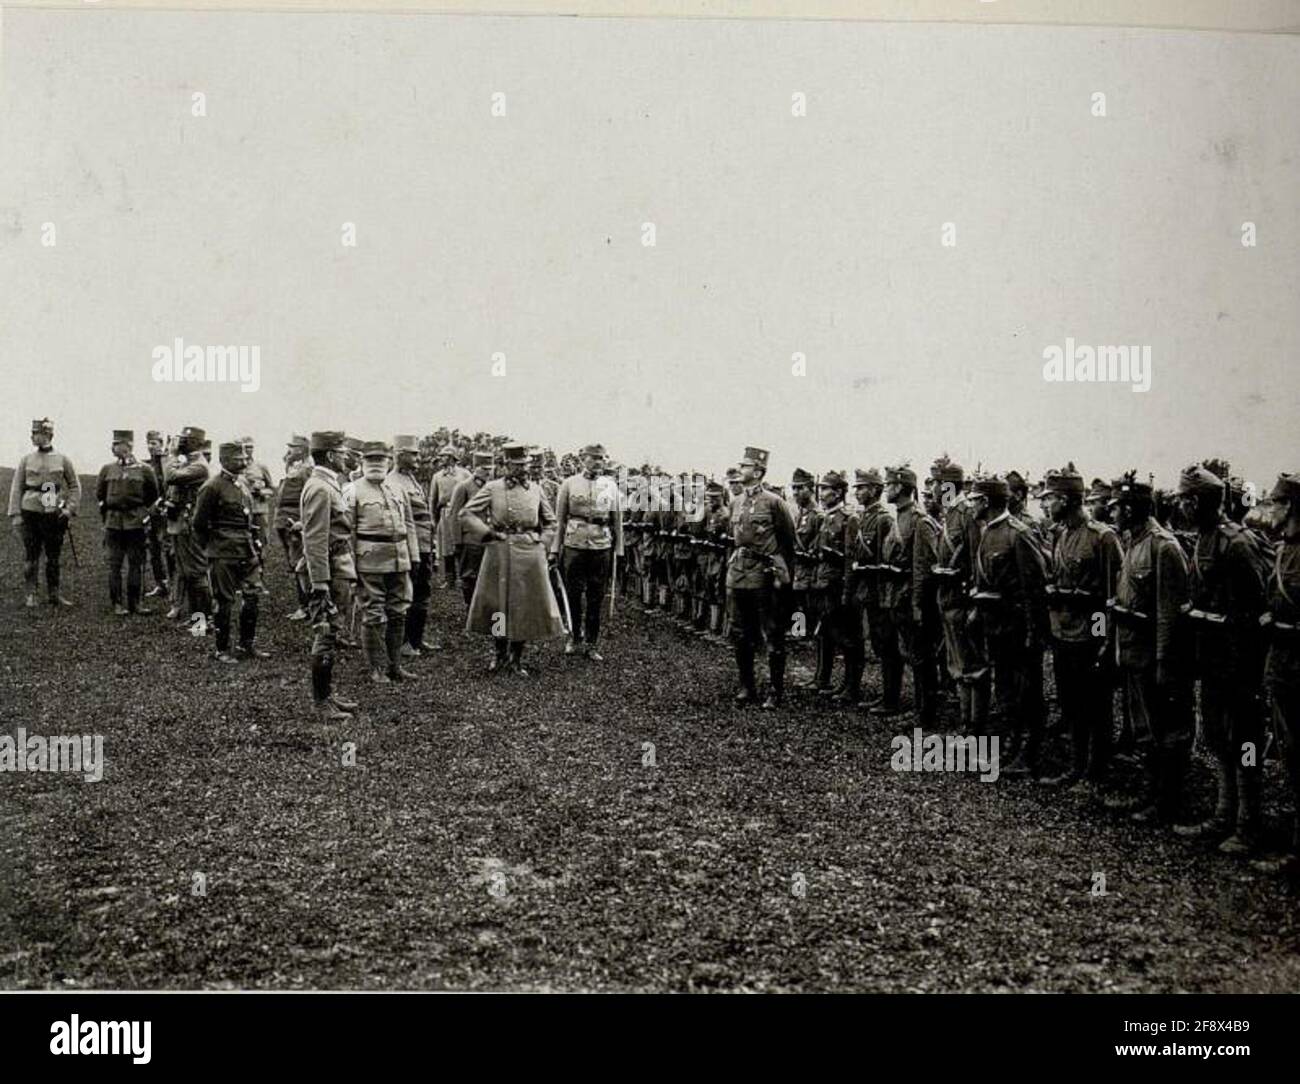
left=1201, top=457, right=1231, bottom=482
left=971, top=474, right=1010, bottom=498
left=1269, top=472, right=1300, bottom=503
left=791, top=468, right=815, bottom=487
left=580, top=443, right=607, bottom=459
left=392, top=434, right=419, bottom=452
left=287, top=434, right=309, bottom=449
left=146, top=430, right=163, bottom=441
left=740, top=446, right=770, bottom=470
left=438, top=443, right=460, bottom=458
left=819, top=469, right=848, bottom=491
left=706, top=479, right=726, bottom=496
left=360, top=441, right=391, bottom=458
left=1110, top=471, right=1153, bottom=501
left=342, top=437, right=362, bottom=454
left=1176, top=463, right=1224, bottom=497
left=472, top=450, right=495, bottom=468
left=1004, top=470, right=1030, bottom=493
left=112, top=429, right=134, bottom=443
left=503, top=442, right=529, bottom=464
left=885, top=464, right=917, bottom=487
left=725, top=467, right=741, bottom=482
left=1086, top=477, right=1111, bottom=502
left=239, top=435, right=254, bottom=446
left=309, top=430, right=345, bottom=452
left=1043, top=462, right=1085, bottom=495
left=217, top=441, right=244, bottom=459
left=930, top=454, right=964, bottom=484
left=853, top=467, right=884, bottom=488
left=180, top=425, right=206, bottom=445
left=31, top=417, right=53, bottom=432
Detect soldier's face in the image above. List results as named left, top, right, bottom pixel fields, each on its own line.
left=32, top=429, right=52, bottom=448
left=739, top=464, right=760, bottom=486
left=582, top=454, right=603, bottom=474
left=1115, top=499, right=1140, bottom=532
left=792, top=484, right=811, bottom=506
left=1043, top=492, right=1064, bottom=522
left=397, top=450, right=417, bottom=472
left=112, top=441, right=132, bottom=460
left=147, top=438, right=163, bottom=456
left=506, top=461, right=527, bottom=482
left=221, top=450, right=248, bottom=474
left=362, top=456, right=388, bottom=481
left=969, top=493, right=990, bottom=522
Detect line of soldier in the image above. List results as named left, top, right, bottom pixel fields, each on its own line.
left=11, top=419, right=1300, bottom=870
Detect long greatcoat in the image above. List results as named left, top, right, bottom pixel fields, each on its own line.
left=460, top=478, right=564, bottom=641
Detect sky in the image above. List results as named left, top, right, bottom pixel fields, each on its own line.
left=1, top=9, right=1297, bottom=492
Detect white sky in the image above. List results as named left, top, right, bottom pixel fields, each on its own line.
left=1, top=10, right=1297, bottom=491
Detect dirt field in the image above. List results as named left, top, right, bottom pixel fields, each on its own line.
left=1, top=470, right=1297, bottom=991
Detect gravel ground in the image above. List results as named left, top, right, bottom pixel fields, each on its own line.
left=1, top=471, right=1297, bottom=991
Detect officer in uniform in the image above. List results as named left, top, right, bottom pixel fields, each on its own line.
left=1259, top=472, right=1300, bottom=874
left=810, top=470, right=860, bottom=702
left=726, top=447, right=795, bottom=709
left=430, top=445, right=470, bottom=589
left=275, top=435, right=312, bottom=621
left=881, top=465, right=936, bottom=722
left=1172, top=463, right=1267, bottom=854
left=192, top=441, right=269, bottom=663
left=450, top=451, right=494, bottom=607
left=240, top=438, right=275, bottom=552
left=346, top=442, right=420, bottom=684
left=700, top=480, right=731, bottom=640
left=460, top=442, right=564, bottom=675
left=144, top=430, right=171, bottom=598
left=1038, top=464, right=1122, bottom=790
left=929, top=456, right=987, bottom=733
left=552, top=443, right=623, bottom=660
left=297, top=431, right=360, bottom=720
left=163, top=426, right=213, bottom=628
left=8, top=418, right=81, bottom=608
left=1085, top=478, right=1115, bottom=527
left=912, top=471, right=944, bottom=725
left=95, top=429, right=159, bottom=616
left=789, top=468, right=821, bottom=650
left=849, top=468, right=898, bottom=712
left=1104, top=472, right=1193, bottom=826
left=969, top=474, right=1049, bottom=774
left=388, top=435, right=438, bottom=657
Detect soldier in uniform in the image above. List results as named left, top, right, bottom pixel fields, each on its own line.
left=700, top=480, right=731, bottom=640
left=726, top=447, right=795, bottom=709
left=969, top=474, right=1049, bottom=774
left=849, top=468, right=898, bottom=712
left=1172, top=464, right=1267, bottom=854
left=460, top=442, right=564, bottom=675
left=345, top=442, right=420, bottom=684
left=163, top=425, right=213, bottom=627
left=95, top=429, right=159, bottom=616
left=789, top=468, right=821, bottom=653
left=8, top=418, right=81, bottom=609
left=810, top=471, right=860, bottom=702
left=1258, top=472, right=1300, bottom=874
left=881, top=465, right=937, bottom=722
left=450, top=451, right=494, bottom=607
left=192, top=441, right=269, bottom=664
left=430, top=444, right=470, bottom=589
left=144, top=430, right=172, bottom=599
left=1103, top=472, right=1193, bottom=826
left=1085, top=478, right=1114, bottom=527
left=911, top=472, right=944, bottom=726
left=240, top=438, right=275, bottom=552
left=552, top=443, right=623, bottom=660
left=388, top=435, right=438, bottom=657
left=726, top=467, right=743, bottom=501
left=297, top=431, right=360, bottom=721
left=275, top=435, right=312, bottom=621
left=1038, top=464, right=1123, bottom=789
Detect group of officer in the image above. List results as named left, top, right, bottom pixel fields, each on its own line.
left=9, top=418, right=1300, bottom=871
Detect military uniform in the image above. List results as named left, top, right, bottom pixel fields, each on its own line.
left=930, top=459, right=987, bottom=731
left=971, top=476, right=1049, bottom=770
left=726, top=447, right=796, bottom=708
left=810, top=473, right=861, bottom=701
left=910, top=491, right=944, bottom=725
left=1041, top=466, right=1122, bottom=785
left=1175, top=464, right=1267, bottom=850
left=1108, top=476, right=1194, bottom=824
left=388, top=434, right=437, bottom=655
left=461, top=445, right=564, bottom=673
left=297, top=432, right=359, bottom=718
left=789, top=468, right=821, bottom=646
left=346, top=443, right=419, bottom=682
left=144, top=431, right=171, bottom=597
left=450, top=454, right=493, bottom=606
left=275, top=435, right=311, bottom=614
left=699, top=483, right=731, bottom=637
left=552, top=445, right=623, bottom=654
left=881, top=465, right=937, bottom=720
left=240, top=439, right=275, bottom=544
left=8, top=419, right=81, bottom=607
left=1262, top=473, right=1300, bottom=864
left=95, top=430, right=159, bottom=615
left=192, top=443, right=266, bottom=660
left=429, top=447, right=470, bottom=588
left=164, top=426, right=212, bottom=622
left=849, top=470, right=898, bottom=710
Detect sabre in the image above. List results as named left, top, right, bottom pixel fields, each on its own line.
left=551, top=562, right=573, bottom=634
left=609, top=551, right=618, bottom=618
